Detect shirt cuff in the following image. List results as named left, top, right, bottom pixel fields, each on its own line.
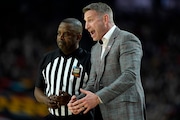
left=98, top=96, right=103, bottom=103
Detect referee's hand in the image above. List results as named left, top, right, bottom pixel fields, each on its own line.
left=56, top=90, right=71, bottom=106
left=48, top=95, right=58, bottom=109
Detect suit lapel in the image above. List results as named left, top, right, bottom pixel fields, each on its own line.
left=97, top=28, right=120, bottom=83
left=101, top=28, right=119, bottom=60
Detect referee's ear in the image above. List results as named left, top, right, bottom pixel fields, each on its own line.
left=77, top=33, right=82, bottom=41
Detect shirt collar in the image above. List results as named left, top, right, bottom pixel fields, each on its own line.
left=101, top=25, right=116, bottom=47
left=59, top=48, right=81, bottom=58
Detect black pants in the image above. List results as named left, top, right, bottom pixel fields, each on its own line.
left=93, top=105, right=103, bottom=120
left=94, top=105, right=145, bottom=120
left=42, top=112, right=93, bottom=120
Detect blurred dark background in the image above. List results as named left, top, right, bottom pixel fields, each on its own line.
left=0, top=0, right=180, bottom=120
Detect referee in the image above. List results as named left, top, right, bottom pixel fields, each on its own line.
left=34, top=18, right=93, bottom=120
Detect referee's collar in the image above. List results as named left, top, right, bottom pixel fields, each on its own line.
left=59, top=48, right=81, bottom=58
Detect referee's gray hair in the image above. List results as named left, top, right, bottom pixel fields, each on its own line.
left=61, top=18, right=83, bottom=33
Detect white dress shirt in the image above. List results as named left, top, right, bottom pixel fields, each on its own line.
left=100, top=25, right=116, bottom=59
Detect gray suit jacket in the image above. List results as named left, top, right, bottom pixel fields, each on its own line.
left=85, top=27, right=146, bottom=120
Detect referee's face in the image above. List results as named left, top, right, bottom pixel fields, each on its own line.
left=57, top=22, right=81, bottom=55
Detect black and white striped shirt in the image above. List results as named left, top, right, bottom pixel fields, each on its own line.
left=36, top=48, right=91, bottom=116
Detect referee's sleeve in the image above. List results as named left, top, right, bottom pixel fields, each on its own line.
left=35, top=57, right=45, bottom=90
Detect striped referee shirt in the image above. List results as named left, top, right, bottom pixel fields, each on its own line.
left=35, top=48, right=91, bottom=116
